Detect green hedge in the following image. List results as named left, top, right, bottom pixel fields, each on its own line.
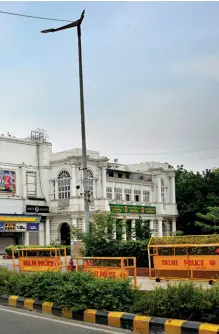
left=150, top=235, right=219, bottom=245
left=1, top=267, right=219, bottom=324
left=0, top=267, right=135, bottom=312
left=84, top=239, right=149, bottom=268
left=130, top=282, right=219, bottom=324
left=5, top=245, right=71, bottom=257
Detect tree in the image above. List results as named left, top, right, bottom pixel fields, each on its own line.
left=175, top=166, right=219, bottom=235
left=135, top=217, right=151, bottom=240
left=195, top=207, right=219, bottom=234
left=71, top=212, right=123, bottom=256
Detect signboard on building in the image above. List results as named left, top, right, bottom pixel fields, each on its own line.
left=0, top=170, right=16, bottom=193
left=27, top=223, right=39, bottom=232
left=153, top=255, right=219, bottom=271
left=16, top=223, right=27, bottom=231
left=19, top=257, right=62, bottom=272
left=26, top=205, right=49, bottom=214
left=109, top=204, right=156, bottom=215
left=0, top=215, right=40, bottom=232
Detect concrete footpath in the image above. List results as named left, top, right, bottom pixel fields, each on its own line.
left=0, top=256, right=212, bottom=290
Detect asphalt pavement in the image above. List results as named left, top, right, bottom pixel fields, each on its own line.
left=0, top=306, right=130, bottom=334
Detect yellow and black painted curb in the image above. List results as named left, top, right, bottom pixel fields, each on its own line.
left=1, top=294, right=219, bottom=333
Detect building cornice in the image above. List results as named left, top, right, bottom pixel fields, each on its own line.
left=106, top=177, right=152, bottom=186
left=0, top=136, right=51, bottom=147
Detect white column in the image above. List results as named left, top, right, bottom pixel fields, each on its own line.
left=171, top=176, right=176, bottom=204
left=39, top=222, right=45, bottom=246
left=167, top=178, right=171, bottom=203
left=122, top=220, right=127, bottom=241
left=54, top=180, right=58, bottom=200
left=158, top=219, right=163, bottom=237
left=122, top=184, right=124, bottom=201
left=22, top=166, right=27, bottom=198
left=112, top=223, right=116, bottom=239
left=71, top=218, right=77, bottom=243
left=71, top=165, right=76, bottom=197
left=172, top=218, right=176, bottom=235
left=149, top=189, right=153, bottom=203
left=157, top=176, right=161, bottom=202
left=140, top=187, right=143, bottom=203
left=24, top=232, right=29, bottom=246
left=131, top=184, right=134, bottom=202
left=93, top=180, right=97, bottom=199
left=45, top=218, right=51, bottom=245
left=149, top=220, right=153, bottom=235
left=112, top=182, right=115, bottom=200
left=151, top=186, right=155, bottom=203
left=97, top=172, right=101, bottom=198
left=101, top=168, right=106, bottom=198
left=131, top=220, right=136, bottom=240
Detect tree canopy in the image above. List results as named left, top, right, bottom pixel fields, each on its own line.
left=175, top=165, right=219, bottom=234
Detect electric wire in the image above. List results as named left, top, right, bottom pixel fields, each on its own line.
left=0, top=10, right=73, bottom=22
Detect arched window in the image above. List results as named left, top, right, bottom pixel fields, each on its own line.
left=87, top=169, right=93, bottom=193
left=161, top=179, right=165, bottom=202
left=58, top=170, right=70, bottom=199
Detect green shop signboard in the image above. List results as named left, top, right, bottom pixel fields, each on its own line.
left=109, top=204, right=156, bottom=215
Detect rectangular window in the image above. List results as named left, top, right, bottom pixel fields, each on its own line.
left=106, top=187, right=112, bottom=199
left=126, top=194, right=130, bottom=201
left=143, top=191, right=150, bottom=202
left=124, top=189, right=131, bottom=202
left=134, top=190, right=141, bottom=202
left=58, top=178, right=70, bottom=199
left=108, top=170, right=114, bottom=177
left=114, top=187, right=122, bottom=200
left=118, top=172, right=123, bottom=179
left=26, top=171, right=37, bottom=196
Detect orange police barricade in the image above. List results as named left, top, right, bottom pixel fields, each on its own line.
left=148, top=235, right=219, bottom=284
left=76, top=256, right=137, bottom=288
left=12, top=247, right=69, bottom=273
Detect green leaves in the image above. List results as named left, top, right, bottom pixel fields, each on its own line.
left=130, top=282, right=219, bottom=324
left=5, top=245, right=71, bottom=257
left=0, top=269, right=135, bottom=313
left=195, top=207, right=219, bottom=234
left=175, top=166, right=219, bottom=235
left=71, top=212, right=150, bottom=267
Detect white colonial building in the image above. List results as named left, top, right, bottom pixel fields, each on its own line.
left=0, top=131, right=178, bottom=251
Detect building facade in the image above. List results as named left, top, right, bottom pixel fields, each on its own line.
left=0, top=131, right=51, bottom=253
left=0, top=131, right=178, bottom=250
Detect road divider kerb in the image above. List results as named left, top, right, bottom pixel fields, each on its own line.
left=0, top=294, right=219, bottom=333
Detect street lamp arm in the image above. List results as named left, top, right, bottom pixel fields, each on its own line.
left=41, top=10, right=85, bottom=34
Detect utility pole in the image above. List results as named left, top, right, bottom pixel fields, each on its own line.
left=41, top=10, right=90, bottom=234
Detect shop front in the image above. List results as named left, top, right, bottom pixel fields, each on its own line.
left=0, top=214, right=41, bottom=253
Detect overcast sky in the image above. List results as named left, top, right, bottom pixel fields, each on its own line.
left=1, top=1, right=219, bottom=172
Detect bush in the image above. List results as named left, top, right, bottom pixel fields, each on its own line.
left=84, top=239, right=149, bottom=268
left=0, top=267, right=14, bottom=294
left=0, top=269, right=135, bottom=312
left=130, top=282, right=219, bottom=324
left=2, top=268, right=219, bottom=324
left=5, top=245, right=71, bottom=257
left=71, top=212, right=150, bottom=267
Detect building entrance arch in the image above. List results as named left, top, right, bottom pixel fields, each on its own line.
left=60, top=223, right=70, bottom=245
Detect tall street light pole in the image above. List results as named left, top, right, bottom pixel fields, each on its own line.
left=41, top=10, right=90, bottom=234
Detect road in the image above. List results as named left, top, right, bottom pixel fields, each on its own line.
left=0, top=306, right=130, bottom=334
